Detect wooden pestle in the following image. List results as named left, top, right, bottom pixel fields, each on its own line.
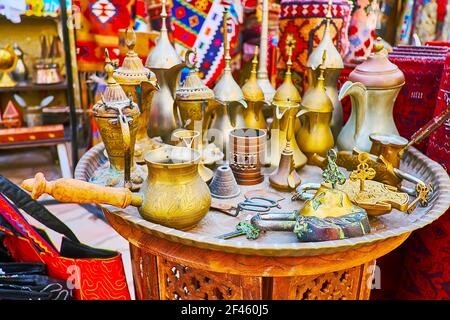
left=21, top=172, right=142, bottom=208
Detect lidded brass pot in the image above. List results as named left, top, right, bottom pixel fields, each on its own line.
left=113, top=29, right=160, bottom=163
left=211, top=8, right=247, bottom=153
left=145, top=0, right=186, bottom=142
left=91, top=52, right=142, bottom=189
left=22, top=147, right=212, bottom=231
left=241, top=46, right=267, bottom=130
left=337, top=37, right=405, bottom=152
left=269, top=43, right=307, bottom=170
left=297, top=52, right=334, bottom=159
left=306, top=0, right=344, bottom=139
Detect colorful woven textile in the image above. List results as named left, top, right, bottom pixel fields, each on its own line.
left=74, top=0, right=149, bottom=72
left=278, top=0, right=352, bottom=87
left=170, top=0, right=243, bottom=87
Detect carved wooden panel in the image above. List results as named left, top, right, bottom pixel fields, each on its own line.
left=156, top=257, right=262, bottom=300
left=130, top=244, right=160, bottom=300
left=271, top=263, right=373, bottom=300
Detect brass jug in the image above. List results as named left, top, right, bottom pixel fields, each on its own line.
left=22, top=147, right=211, bottom=231
left=92, top=54, right=141, bottom=189
left=269, top=44, right=307, bottom=169
left=242, top=46, right=267, bottom=130
left=305, top=1, right=344, bottom=139
left=210, top=8, right=247, bottom=153
left=145, top=0, right=186, bottom=142
left=337, top=38, right=405, bottom=152
left=297, top=52, right=334, bottom=159
left=114, top=29, right=160, bottom=163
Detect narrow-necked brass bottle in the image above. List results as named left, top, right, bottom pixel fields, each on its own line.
left=242, top=46, right=267, bottom=130
left=269, top=41, right=307, bottom=169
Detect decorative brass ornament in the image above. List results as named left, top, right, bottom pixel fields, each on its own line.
left=22, top=147, right=212, bottom=231
left=306, top=0, right=344, bottom=138
left=211, top=8, right=247, bottom=153
left=145, top=0, right=186, bottom=142
left=269, top=40, right=307, bottom=169
left=295, top=151, right=411, bottom=216
left=0, top=45, right=18, bottom=87
left=337, top=37, right=405, bottom=152
left=297, top=51, right=335, bottom=160
left=91, top=50, right=143, bottom=190
left=241, top=46, right=267, bottom=130
left=113, top=29, right=161, bottom=163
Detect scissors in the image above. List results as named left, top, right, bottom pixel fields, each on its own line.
left=235, top=196, right=281, bottom=216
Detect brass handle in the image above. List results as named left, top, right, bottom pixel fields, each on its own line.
left=21, top=172, right=142, bottom=208
left=117, top=109, right=132, bottom=189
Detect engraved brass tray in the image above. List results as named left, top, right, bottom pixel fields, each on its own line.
left=75, top=145, right=450, bottom=257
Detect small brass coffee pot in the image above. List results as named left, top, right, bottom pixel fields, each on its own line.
left=269, top=44, right=307, bottom=169
left=23, top=147, right=211, bottom=231
left=211, top=8, right=247, bottom=153
left=242, top=46, right=267, bottom=130
left=297, top=52, right=334, bottom=160
left=114, top=29, right=160, bottom=163
left=337, top=37, right=405, bottom=152
left=306, top=0, right=344, bottom=139
left=92, top=52, right=141, bottom=189
left=145, top=0, right=186, bottom=142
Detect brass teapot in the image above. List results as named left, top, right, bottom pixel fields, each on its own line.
left=297, top=52, right=334, bottom=159
left=22, top=147, right=211, bottom=231
left=114, top=29, right=160, bottom=163
left=92, top=54, right=141, bottom=189
left=305, top=0, right=344, bottom=139
left=145, top=0, right=186, bottom=142
left=242, top=46, right=267, bottom=130
left=337, top=38, right=405, bottom=152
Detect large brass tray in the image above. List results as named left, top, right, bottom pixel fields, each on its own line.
left=75, top=144, right=450, bottom=257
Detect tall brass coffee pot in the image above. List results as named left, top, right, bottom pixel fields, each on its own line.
left=242, top=47, right=267, bottom=130
left=306, top=0, right=344, bottom=139
left=92, top=53, right=141, bottom=189
left=337, top=38, right=405, bottom=152
left=145, top=0, right=186, bottom=142
left=211, top=8, right=247, bottom=153
left=297, top=52, right=334, bottom=159
left=114, top=29, right=160, bottom=163
left=22, top=147, right=211, bottom=231
left=269, top=45, right=307, bottom=169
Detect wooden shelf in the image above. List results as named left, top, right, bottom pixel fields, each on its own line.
left=0, top=82, right=68, bottom=93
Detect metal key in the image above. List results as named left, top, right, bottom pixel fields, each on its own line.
left=217, top=222, right=260, bottom=240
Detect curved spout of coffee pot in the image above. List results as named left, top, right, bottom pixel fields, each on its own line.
left=21, top=172, right=143, bottom=208
left=296, top=109, right=310, bottom=118
left=204, top=99, right=221, bottom=131
left=338, top=81, right=367, bottom=143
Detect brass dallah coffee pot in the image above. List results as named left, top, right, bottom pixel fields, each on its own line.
left=306, top=0, right=344, bottom=139
left=22, top=147, right=212, bottom=231
left=242, top=46, right=267, bottom=130
left=91, top=52, right=143, bottom=190
left=297, top=52, right=335, bottom=160
left=269, top=41, right=307, bottom=170
left=211, top=8, right=247, bottom=153
left=337, top=37, right=405, bottom=152
left=113, top=29, right=160, bottom=163
left=256, top=0, right=276, bottom=104
left=145, top=0, right=186, bottom=142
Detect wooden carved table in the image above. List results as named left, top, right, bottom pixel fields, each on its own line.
left=76, top=145, right=450, bottom=300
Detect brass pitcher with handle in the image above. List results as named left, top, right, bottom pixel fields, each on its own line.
left=337, top=38, right=405, bottom=152
left=22, top=147, right=211, bottom=231
left=114, top=29, right=160, bottom=163
left=297, top=51, right=334, bottom=160
left=145, top=0, right=186, bottom=142
left=92, top=52, right=141, bottom=189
